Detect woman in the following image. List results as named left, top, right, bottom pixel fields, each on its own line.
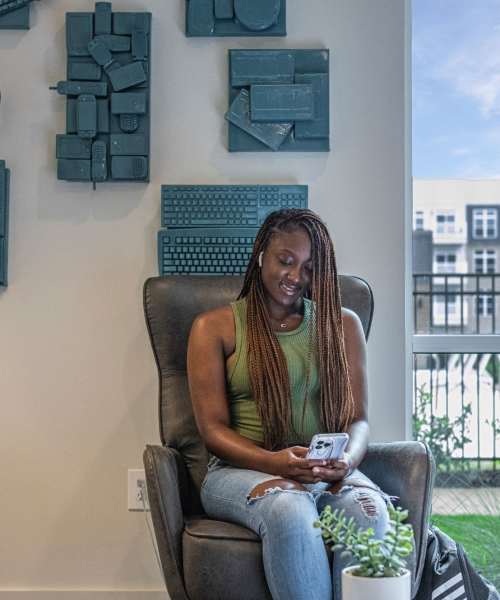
left=187, top=208, right=390, bottom=599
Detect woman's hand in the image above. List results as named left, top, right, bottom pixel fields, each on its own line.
left=309, top=452, right=353, bottom=483
left=266, top=446, right=327, bottom=484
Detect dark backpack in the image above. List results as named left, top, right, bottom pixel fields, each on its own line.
left=416, top=526, right=499, bottom=600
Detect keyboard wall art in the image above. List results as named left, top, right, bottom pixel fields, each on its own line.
left=226, top=49, right=330, bottom=152
left=0, top=0, right=37, bottom=30
left=158, top=184, right=308, bottom=275
left=50, top=2, right=151, bottom=186
left=0, top=160, right=10, bottom=287
left=186, top=0, right=286, bottom=37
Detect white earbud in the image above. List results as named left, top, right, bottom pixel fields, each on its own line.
left=258, top=251, right=263, bottom=268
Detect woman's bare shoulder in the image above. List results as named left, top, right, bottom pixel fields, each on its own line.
left=341, top=308, right=364, bottom=338
left=190, top=304, right=235, bottom=339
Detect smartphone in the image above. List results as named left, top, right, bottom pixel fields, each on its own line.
left=306, top=433, right=349, bottom=461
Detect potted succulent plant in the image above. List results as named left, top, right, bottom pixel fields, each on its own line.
left=314, top=503, right=414, bottom=600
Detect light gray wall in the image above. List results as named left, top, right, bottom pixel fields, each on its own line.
left=0, top=0, right=408, bottom=596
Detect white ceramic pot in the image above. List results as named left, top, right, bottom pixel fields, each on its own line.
left=341, top=566, right=411, bottom=600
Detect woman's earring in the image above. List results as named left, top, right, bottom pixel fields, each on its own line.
left=258, top=251, right=263, bottom=268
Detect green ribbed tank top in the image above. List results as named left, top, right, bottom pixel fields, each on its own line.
left=227, top=297, right=321, bottom=446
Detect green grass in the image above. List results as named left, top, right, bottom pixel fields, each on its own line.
left=431, top=515, right=500, bottom=587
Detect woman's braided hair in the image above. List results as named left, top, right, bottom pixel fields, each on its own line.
left=238, top=208, right=355, bottom=450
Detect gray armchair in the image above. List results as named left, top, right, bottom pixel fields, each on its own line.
left=143, top=275, right=434, bottom=600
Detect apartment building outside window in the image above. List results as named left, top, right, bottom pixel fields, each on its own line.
left=414, top=210, right=424, bottom=230
left=472, top=208, right=497, bottom=239
left=434, top=251, right=456, bottom=273
left=477, top=295, right=494, bottom=317
left=474, top=249, right=496, bottom=274
left=432, top=293, right=464, bottom=326
left=473, top=249, right=496, bottom=320
left=436, top=211, right=456, bottom=234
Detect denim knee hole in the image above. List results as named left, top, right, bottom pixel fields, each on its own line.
left=353, top=490, right=380, bottom=520
left=246, top=486, right=316, bottom=506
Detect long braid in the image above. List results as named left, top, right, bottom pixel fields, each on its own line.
left=240, top=217, right=292, bottom=449
left=238, top=209, right=356, bottom=450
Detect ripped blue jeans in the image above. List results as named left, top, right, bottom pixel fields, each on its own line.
left=201, top=457, right=391, bottom=600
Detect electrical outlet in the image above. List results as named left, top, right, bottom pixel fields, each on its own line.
left=128, top=468, right=149, bottom=511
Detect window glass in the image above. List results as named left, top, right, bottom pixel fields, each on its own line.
left=434, top=251, right=457, bottom=273
left=415, top=210, right=424, bottom=230
left=474, top=249, right=496, bottom=274
left=436, top=211, right=456, bottom=233
left=473, top=208, right=498, bottom=239
left=413, top=3, right=500, bottom=585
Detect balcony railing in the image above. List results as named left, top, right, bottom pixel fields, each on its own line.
left=413, top=274, right=500, bottom=475
left=433, top=228, right=467, bottom=245
left=413, top=272, right=500, bottom=334
left=413, top=352, right=500, bottom=476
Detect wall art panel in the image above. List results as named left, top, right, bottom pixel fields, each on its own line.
left=226, top=49, right=330, bottom=152
left=0, top=160, right=10, bottom=287
left=186, top=0, right=286, bottom=37
left=51, top=2, right=151, bottom=186
left=0, top=0, right=35, bottom=30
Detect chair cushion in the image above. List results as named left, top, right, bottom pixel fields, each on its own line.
left=183, top=517, right=272, bottom=600
left=185, top=516, right=261, bottom=541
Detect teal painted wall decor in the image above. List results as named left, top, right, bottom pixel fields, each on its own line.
left=0, top=160, right=10, bottom=287
left=51, top=2, right=151, bottom=186
left=186, top=0, right=286, bottom=37
left=226, top=49, right=330, bottom=152
left=158, top=184, right=308, bottom=275
left=0, top=0, right=36, bottom=30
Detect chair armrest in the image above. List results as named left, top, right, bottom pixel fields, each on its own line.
left=143, top=444, right=190, bottom=600
left=359, top=441, right=435, bottom=598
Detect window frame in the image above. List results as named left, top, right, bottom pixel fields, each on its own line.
left=474, top=248, right=496, bottom=274
left=408, top=0, right=500, bottom=447
left=435, top=210, right=456, bottom=234
left=477, top=294, right=494, bottom=317
left=472, top=208, right=498, bottom=240
left=434, top=250, right=457, bottom=273
left=414, top=210, right=424, bottom=230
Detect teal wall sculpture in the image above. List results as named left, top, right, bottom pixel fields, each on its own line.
left=0, top=160, right=10, bottom=287
left=0, top=0, right=35, bottom=30
left=158, top=184, right=308, bottom=275
left=226, top=49, right=330, bottom=152
left=51, top=2, right=151, bottom=186
left=186, top=0, right=286, bottom=37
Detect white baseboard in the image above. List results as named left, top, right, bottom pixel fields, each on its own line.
left=0, top=592, right=168, bottom=600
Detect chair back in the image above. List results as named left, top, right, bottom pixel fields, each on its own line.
left=143, top=275, right=374, bottom=514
